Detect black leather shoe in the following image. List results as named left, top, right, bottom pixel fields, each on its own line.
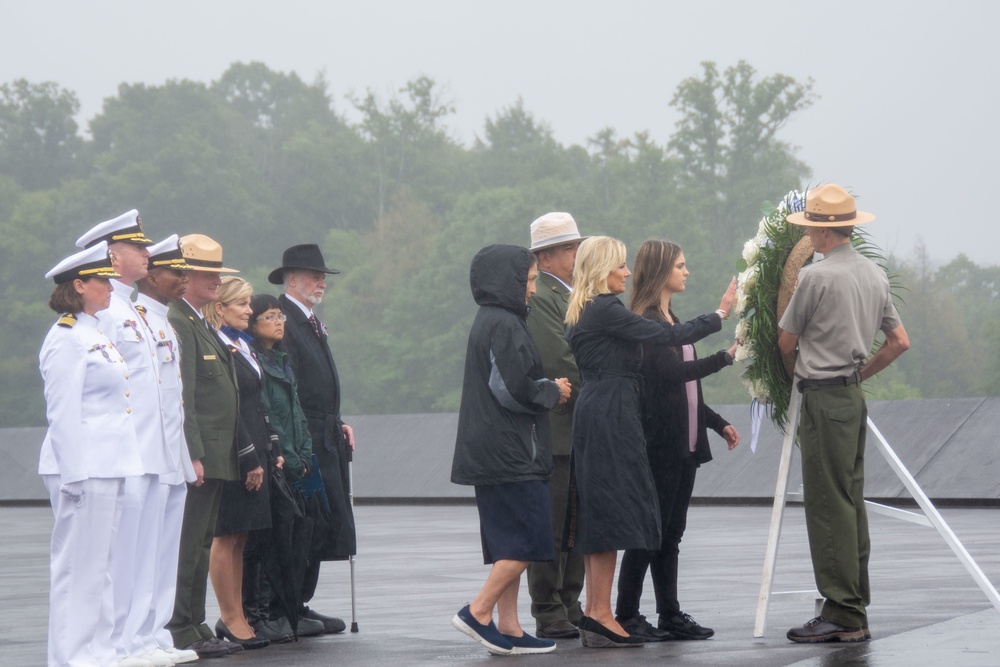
left=787, top=616, right=866, bottom=643
left=537, top=620, right=580, bottom=639
left=578, top=616, right=645, bottom=649
left=182, top=638, right=230, bottom=659
left=215, top=619, right=270, bottom=650
left=296, top=616, right=326, bottom=637
left=251, top=619, right=293, bottom=644
left=617, top=614, right=672, bottom=642
left=658, top=611, right=714, bottom=639
left=302, top=607, right=347, bottom=634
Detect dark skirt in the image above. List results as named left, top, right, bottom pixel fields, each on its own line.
left=216, top=445, right=271, bottom=535
left=475, top=480, right=554, bottom=564
left=565, top=376, right=661, bottom=553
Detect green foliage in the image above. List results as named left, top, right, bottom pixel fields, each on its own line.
left=0, top=60, right=991, bottom=428
left=0, top=80, right=84, bottom=189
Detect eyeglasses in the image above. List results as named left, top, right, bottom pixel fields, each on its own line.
left=257, top=313, right=287, bottom=323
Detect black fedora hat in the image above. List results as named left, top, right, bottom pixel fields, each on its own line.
left=268, top=244, right=340, bottom=284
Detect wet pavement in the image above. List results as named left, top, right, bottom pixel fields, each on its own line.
left=2, top=504, right=998, bottom=666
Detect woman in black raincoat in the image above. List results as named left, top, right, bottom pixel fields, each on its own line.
left=563, top=236, right=735, bottom=648
left=450, top=245, right=571, bottom=656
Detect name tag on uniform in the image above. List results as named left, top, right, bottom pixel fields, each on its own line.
left=203, top=354, right=217, bottom=361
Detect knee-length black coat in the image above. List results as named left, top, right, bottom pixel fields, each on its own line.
left=564, top=295, right=721, bottom=553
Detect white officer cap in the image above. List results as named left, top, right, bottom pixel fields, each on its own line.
left=75, top=209, right=153, bottom=249
left=45, top=241, right=120, bottom=284
left=147, top=234, right=193, bottom=271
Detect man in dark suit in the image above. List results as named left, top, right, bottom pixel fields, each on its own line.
left=525, top=212, right=586, bottom=639
left=268, top=244, right=355, bottom=634
left=166, top=234, right=245, bottom=658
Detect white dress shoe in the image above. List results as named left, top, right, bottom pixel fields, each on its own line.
left=163, top=646, right=199, bottom=663
left=118, top=657, right=155, bottom=667
left=141, top=648, right=177, bottom=666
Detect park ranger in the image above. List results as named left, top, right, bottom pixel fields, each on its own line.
left=778, top=184, right=910, bottom=643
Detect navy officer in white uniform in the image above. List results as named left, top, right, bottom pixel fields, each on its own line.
left=76, top=211, right=174, bottom=667
left=134, top=236, right=200, bottom=666
left=39, top=242, right=145, bottom=667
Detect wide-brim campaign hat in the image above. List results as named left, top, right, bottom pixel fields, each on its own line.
left=268, top=244, right=340, bottom=284
left=530, top=212, right=586, bottom=252
left=76, top=209, right=154, bottom=248
left=46, top=241, right=120, bottom=284
left=786, top=184, right=875, bottom=227
left=179, top=234, right=239, bottom=273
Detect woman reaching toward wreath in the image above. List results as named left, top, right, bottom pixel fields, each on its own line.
left=613, top=239, right=740, bottom=642
left=563, top=236, right=736, bottom=649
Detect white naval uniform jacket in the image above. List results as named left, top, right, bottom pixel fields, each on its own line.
left=38, top=312, right=144, bottom=482
left=96, top=280, right=172, bottom=474
left=134, top=294, right=197, bottom=485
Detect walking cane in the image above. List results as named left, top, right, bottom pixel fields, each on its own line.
left=348, top=456, right=359, bottom=632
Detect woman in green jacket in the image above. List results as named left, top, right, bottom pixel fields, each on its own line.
left=251, top=293, right=313, bottom=482
left=245, top=293, right=315, bottom=642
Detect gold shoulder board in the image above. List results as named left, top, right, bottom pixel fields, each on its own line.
left=57, top=313, right=77, bottom=328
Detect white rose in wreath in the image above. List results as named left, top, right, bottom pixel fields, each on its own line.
left=742, top=238, right=759, bottom=266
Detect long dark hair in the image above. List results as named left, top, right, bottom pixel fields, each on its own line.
left=628, top=239, right=682, bottom=323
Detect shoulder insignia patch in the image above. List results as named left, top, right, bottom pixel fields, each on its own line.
left=57, top=313, right=77, bottom=328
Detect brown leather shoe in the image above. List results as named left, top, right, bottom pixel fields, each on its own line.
left=537, top=619, right=580, bottom=639
left=787, top=616, right=866, bottom=643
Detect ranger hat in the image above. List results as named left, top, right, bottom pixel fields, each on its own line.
left=76, top=209, right=153, bottom=248
left=46, top=241, right=120, bottom=284
left=179, top=234, right=239, bottom=273
left=786, top=184, right=875, bottom=227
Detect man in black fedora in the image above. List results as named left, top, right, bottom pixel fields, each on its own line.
left=269, top=244, right=355, bottom=635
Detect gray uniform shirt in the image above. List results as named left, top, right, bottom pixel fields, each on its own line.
left=778, top=242, right=901, bottom=381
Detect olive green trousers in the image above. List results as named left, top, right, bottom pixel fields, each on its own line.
left=798, top=383, right=870, bottom=628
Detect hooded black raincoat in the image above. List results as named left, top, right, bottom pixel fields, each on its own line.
left=451, top=245, right=562, bottom=487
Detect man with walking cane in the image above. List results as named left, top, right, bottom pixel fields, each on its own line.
left=269, top=244, right=357, bottom=636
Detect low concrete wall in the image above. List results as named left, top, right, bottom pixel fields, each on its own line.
left=4, top=397, right=997, bottom=504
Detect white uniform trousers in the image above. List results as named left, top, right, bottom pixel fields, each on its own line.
left=44, top=474, right=124, bottom=667
left=145, top=481, right=188, bottom=651
left=111, top=473, right=160, bottom=657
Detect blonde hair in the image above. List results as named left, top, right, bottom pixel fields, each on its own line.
left=204, top=276, right=254, bottom=329
left=565, top=236, right=627, bottom=326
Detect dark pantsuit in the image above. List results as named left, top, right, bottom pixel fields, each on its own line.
left=168, top=479, right=223, bottom=648
left=799, top=384, right=870, bottom=628
left=616, top=455, right=697, bottom=619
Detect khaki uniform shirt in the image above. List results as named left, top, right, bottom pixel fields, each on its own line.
left=779, top=242, right=901, bottom=381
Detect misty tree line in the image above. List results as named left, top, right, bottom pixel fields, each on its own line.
left=1, top=60, right=997, bottom=427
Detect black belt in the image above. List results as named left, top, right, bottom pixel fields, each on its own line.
left=580, top=370, right=641, bottom=383
left=797, top=371, right=861, bottom=392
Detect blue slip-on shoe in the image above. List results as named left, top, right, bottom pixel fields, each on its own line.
left=452, top=604, right=513, bottom=655
left=503, top=632, right=556, bottom=654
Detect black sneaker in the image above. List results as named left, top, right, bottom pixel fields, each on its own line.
left=617, top=614, right=672, bottom=642
left=658, top=612, right=714, bottom=639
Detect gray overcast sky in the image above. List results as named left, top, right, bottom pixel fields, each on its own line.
left=5, top=0, right=999, bottom=266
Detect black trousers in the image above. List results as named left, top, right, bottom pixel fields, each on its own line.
left=615, top=455, right=697, bottom=619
